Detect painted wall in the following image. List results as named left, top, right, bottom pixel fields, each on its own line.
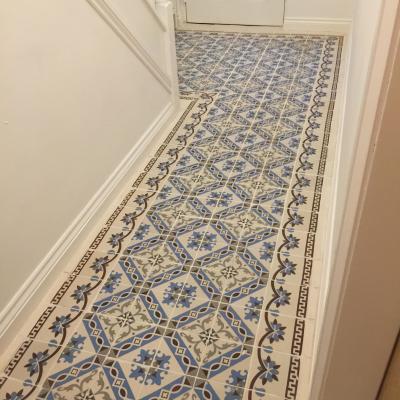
left=0, top=1, right=175, bottom=315
left=285, top=0, right=353, bottom=20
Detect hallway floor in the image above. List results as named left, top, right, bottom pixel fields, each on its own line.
left=1, top=31, right=342, bottom=399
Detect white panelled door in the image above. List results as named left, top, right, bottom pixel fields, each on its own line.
left=185, top=0, right=285, bottom=26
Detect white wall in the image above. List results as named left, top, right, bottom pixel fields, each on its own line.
left=0, top=0, right=176, bottom=321
left=285, top=0, right=353, bottom=20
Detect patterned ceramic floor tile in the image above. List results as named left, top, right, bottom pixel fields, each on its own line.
left=268, top=253, right=318, bottom=288
left=25, top=305, right=85, bottom=350
left=262, top=278, right=320, bottom=320
left=254, top=311, right=316, bottom=358
left=0, top=375, right=43, bottom=400
left=247, top=348, right=305, bottom=399
left=40, top=356, right=146, bottom=399
left=1, top=31, right=343, bottom=399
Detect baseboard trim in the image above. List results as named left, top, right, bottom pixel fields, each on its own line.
left=284, top=17, right=352, bottom=33
left=175, top=19, right=352, bottom=35
left=0, top=101, right=177, bottom=341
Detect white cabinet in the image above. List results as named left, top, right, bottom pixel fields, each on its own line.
left=185, top=0, right=285, bottom=26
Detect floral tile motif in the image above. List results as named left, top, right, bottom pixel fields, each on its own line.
left=269, top=253, right=317, bottom=287
left=275, top=229, right=316, bottom=259
left=254, top=311, right=316, bottom=358
left=63, top=249, right=122, bottom=280
left=190, top=251, right=269, bottom=305
left=262, top=279, right=320, bottom=320
left=0, top=375, right=43, bottom=400
left=247, top=348, right=304, bottom=399
left=49, top=273, right=105, bottom=312
left=1, top=31, right=342, bottom=399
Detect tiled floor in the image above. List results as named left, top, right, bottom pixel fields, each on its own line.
left=0, top=31, right=342, bottom=399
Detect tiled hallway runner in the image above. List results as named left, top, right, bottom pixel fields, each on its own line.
left=1, top=31, right=342, bottom=399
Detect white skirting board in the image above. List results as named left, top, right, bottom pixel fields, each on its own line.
left=284, top=17, right=352, bottom=32
left=175, top=19, right=352, bottom=35
left=310, top=29, right=352, bottom=381
left=0, top=100, right=180, bottom=351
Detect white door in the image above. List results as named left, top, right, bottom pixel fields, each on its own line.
left=185, top=0, right=285, bottom=26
